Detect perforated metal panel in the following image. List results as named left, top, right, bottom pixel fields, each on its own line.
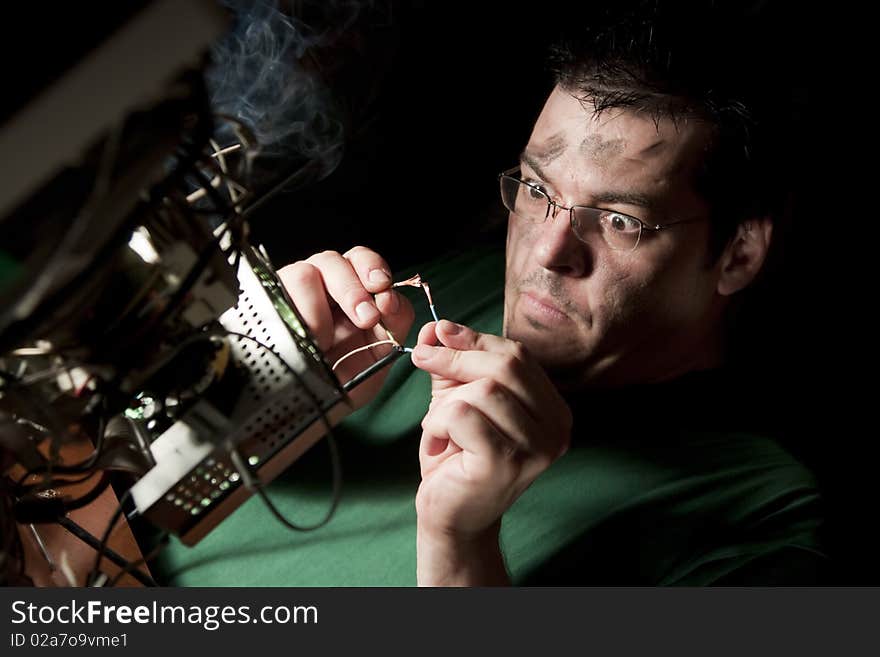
left=132, top=250, right=344, bottom=538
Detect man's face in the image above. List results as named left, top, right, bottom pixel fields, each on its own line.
left=504, top=86, right=727, bottom=388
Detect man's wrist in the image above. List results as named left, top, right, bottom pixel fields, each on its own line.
left=416, top=522, right=509, bottom=587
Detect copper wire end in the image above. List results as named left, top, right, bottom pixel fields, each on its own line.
left=391, top=273, right=439, bottom=322
left=421, top=281, right=434, bottom=307
left=392, top=274, right=423, bottom=289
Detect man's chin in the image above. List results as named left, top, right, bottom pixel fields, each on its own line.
left=505, top=321, right=591, bottom=372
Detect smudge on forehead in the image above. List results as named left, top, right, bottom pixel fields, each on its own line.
left=530, top=132, right=568, bottom=165
left=580, top=134, right=626, bottom=168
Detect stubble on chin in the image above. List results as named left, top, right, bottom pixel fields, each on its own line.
left=512, top=271, right=591, bottom=327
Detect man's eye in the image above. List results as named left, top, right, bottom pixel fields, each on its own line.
left=522, top=180, right=548, bottom=200
left=527, top=186, right=546, bottom=200
left=604, top=212, right=641, bottom=233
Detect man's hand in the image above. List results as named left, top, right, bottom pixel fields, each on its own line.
left=410, top=319, right=572, bottom=585
left=278, top=247, right=415, bottom=410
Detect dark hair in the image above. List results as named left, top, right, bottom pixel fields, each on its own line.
left=549, top=0, right=801, bottom=261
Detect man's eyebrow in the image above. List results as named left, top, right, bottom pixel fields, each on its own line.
left=589, top=190, right=656, bottom=210
left=519, top=150, right=551, bottom=181
left=521, top=149, right=656, bottom=210
left=520, top=132, right=567, bottom=172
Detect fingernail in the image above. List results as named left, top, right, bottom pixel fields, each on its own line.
left=413, top=344, right=435, bottom=361
left=356, top=301, right=379, bottom=323
left=369, top=269, right=391, bottom=285
left=441, top=320, right=462, bottom=335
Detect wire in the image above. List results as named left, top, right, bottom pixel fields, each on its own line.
left=75, top=375, right=94, bottom=397
left=222, top=331, right=342, bottom=532
left=393, top=274, right=441, bottom=322
left=59, top=513, right=155, bottom=587
left=331, top=339, right=398, bottom=371
left=105, top=532, right=169, bottom=587
left=340, top=347, right=408, bottom=393
left=422, top=283, right=440, bottom=323
left=85, top=490, right=134, bottom=586
left=59, top=473, right=111, bottom=512
left=211, top=143, right=242, bottom=159
left=213, top=114, right=257, bottom=151
left=15, top=470, right=98, bottom=496
left=124, top=218, right=237, bottom=356
left=332, top=272, right=445, bottom=384
left=13, top=471, right=111, bottom=521
left=230, top=444, right=341, bottom=533
left=15, top=400, right=108, bottom=493
left=329, top=273, right=444, bottom=376
left=209, top=139, right=245, bottom=208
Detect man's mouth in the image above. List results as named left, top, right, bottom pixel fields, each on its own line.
left=520, top=290, right=572, bottom=325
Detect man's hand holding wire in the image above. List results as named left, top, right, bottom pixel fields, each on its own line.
left=278, top=247, right=415, bottom=409
left=410, top=319, right=572, bottom=585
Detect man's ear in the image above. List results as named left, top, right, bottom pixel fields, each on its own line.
left=716, top=217, right=773, bottom=296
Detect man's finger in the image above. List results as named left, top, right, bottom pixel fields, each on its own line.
left=416, top=321, right=439, bottom=347
left=306, top=250, right=381, bottom=330
left=374, top=289, right=415, bottom=347
left=433, top=320, right=520, bottom=356
left=343, top=245, right=394, bottom=294
left=278, top=262, right=334, bottom=351
left=432, top=320, right=554, bottom=389
left=342, top=246, right=415, bottom=343
left=420, top=400, right=517, bottom=473
left=436, top=378, right=547, bottom=456
left=411, top=344, right=559, bottom=421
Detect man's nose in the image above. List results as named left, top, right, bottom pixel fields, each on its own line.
left=534, top=204, right=590, bottom=276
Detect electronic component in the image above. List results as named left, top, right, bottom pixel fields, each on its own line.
left=0, top=0, right=403, bottom=583
left=129, top=247, right=352, bottom=544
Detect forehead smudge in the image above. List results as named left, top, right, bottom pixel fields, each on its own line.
left=580, top=134, right=625, bottom=168
left=531, top=133, right=568, bottom=165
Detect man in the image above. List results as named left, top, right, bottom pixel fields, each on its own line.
left=276, top=1, right=823, bottom=585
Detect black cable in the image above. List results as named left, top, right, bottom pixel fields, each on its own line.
left=132, top=224, right=230, bottom=345
left=84, top=490, right=141, bottom=586
left=105, top=532, right=169, bottom=587
left=58, top=513, right=155, bottom=587
left=230, top=441, right=341, bottom=532
left=122, top=331, right=219, bottom=394
left=341, top=347, right=406, bottom=393
left=2, top=381, right=77, bottom=475
left=15, top=470, right=97, bottom=497
left=14, top=398, right=112, bottom=501
left=222, top=331, right=342, bottom=532
left=60, top=473, right=112, bottom=512
left=15, top=403, right=108, bottom=492
left=15, top=439, right=147, bottom=499
left=188, top=165, right=237, bottom=219
left=95, top=159, right=243, bottom=380
left=15, top=472, right=111, bottom=524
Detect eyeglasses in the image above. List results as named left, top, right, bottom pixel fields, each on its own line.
left=498, top=167, right=704, bottom=252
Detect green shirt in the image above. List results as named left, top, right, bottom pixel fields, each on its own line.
left=155, top=244, right=824, bottom=586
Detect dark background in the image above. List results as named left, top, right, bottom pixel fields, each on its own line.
left=238, top=1, right=554, bottom=269
left=2, top=1, right=868, bottom=583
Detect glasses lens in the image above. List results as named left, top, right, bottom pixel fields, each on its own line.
left=571, top=207, right=642, bottom=252
left=500, top=176, right=548, bottom=223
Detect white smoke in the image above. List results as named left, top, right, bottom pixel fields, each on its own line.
left=206, top=0, right=364, bottom=175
